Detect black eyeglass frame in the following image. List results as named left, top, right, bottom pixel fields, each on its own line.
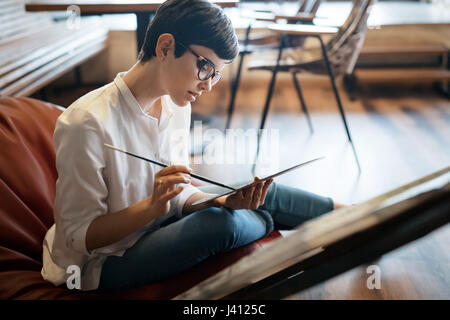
left=177, top=41, right=222, bottom=84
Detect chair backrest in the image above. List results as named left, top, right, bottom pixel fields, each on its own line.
left=326, top=0, right=376, bottom=75
left=284, top=0, right=323, bottom=48
left=296, top=0, right=322, bottom=16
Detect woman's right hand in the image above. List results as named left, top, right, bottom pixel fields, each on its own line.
left=147, top=165, right=192, bottom=217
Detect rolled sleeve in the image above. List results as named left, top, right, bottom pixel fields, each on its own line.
left=174, top=184, right=201, bottom=218
left=169, top=104, right=203, bottom=217
left=68, top=215, right=99, bottom=255
left=53, top=109, right=108, bottom=256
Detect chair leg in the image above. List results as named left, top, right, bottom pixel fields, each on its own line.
left=226, top=24, right=253, bottom=131
left=74, top=66, right=83, bottom=86
left=225, top=51, right=246, bottom=131
left=39, top=87, right=48, bottom=102
left=292, top=72, right=313, bottom=134
left=317, top=36, right=361, bottom=172
left=253, top=35, right=285, bottom=174
left=253, top=69, right=278, bottom=174
left=343, top=72, right=358, bottom=102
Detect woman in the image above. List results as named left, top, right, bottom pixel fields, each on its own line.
left=41, top=0, right=343, bottom=292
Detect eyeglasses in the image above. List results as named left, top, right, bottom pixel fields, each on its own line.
left=178, top=42, right=222, bottom=85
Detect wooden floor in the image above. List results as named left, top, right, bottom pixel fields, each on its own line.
left=43, top=74, right=450, bottom=299
left=195, top=78, right=450, bottom=300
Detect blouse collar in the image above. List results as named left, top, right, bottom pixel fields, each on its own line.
left=114, top=72, right=176, bottom=130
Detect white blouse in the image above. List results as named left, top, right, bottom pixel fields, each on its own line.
left=41, top=73, right=201, bottom=291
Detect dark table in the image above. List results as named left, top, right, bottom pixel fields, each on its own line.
left=25, top=0, right=239, bottom=51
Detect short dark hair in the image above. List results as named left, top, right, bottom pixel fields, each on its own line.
left=138, top=0, right=238, bottom=62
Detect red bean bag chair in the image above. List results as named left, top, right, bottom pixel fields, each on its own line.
left=0, top=96, right=281, bottom=299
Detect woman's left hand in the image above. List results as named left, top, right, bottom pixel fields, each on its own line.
left=215, top=177, right=273, bottom=210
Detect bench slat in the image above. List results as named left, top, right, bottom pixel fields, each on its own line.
left=0, top=0, right=24, bottom=9
left=355, top=68, right=450, bottom=82
left=0, top=14, right=52, bottom=40
left=0, top=22, right=54, bottom=48
left=0, top=11, right=23, bottom=24
left=0, top=2, right=25, bottom=16
left=0, top=18, right=103, bottom=58
left=0, top=2, right=111, bottom=97
left=0, top=30, right=77, bottom=76
left=0, top=21, right=105, bottom=75
left=0, top=0, right=24, bottom=11
left=1, top=36, right=108, bottom=97
left=0, top=28, right=108, bottom=89
left=361, top=45, right=448, bottom=56
left=0, top=22, right=70, bottom=54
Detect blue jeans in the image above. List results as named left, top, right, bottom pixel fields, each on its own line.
left=97, top=183, right=333, bottom=291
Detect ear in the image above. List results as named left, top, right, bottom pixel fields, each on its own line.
left=155, top=33, right=175, bottom=61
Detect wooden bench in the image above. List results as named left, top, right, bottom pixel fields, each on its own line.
left=353, top=45, right=450, bottom=84
left=0, top=0, right=109, bottom=97
left=340, top=45, right=450, bottom=98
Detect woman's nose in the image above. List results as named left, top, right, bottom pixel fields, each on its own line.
left=199, top=77, right=212, bottom=92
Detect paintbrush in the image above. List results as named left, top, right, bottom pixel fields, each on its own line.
left=104, top=143, right=236, bottom=191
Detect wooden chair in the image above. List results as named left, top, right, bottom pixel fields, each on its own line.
left=225, top=0, right=322, bottom=130
left=243, top=0, right=376, bottom=173
left=0, top=0, right=109, bottom=98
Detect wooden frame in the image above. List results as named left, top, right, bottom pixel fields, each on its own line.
left=25, top=0, right=238, bottom=13
left=267, top=23, right=338, bottom=36
left=25, top=0, right=238, bottom=51
left=174, top=167, right=450, bottom=299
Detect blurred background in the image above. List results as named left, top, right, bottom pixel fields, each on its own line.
left=3, top=0, right=449, bottom=299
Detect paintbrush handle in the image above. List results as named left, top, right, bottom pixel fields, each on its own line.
left=104, top=144, right=235, bottom=191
